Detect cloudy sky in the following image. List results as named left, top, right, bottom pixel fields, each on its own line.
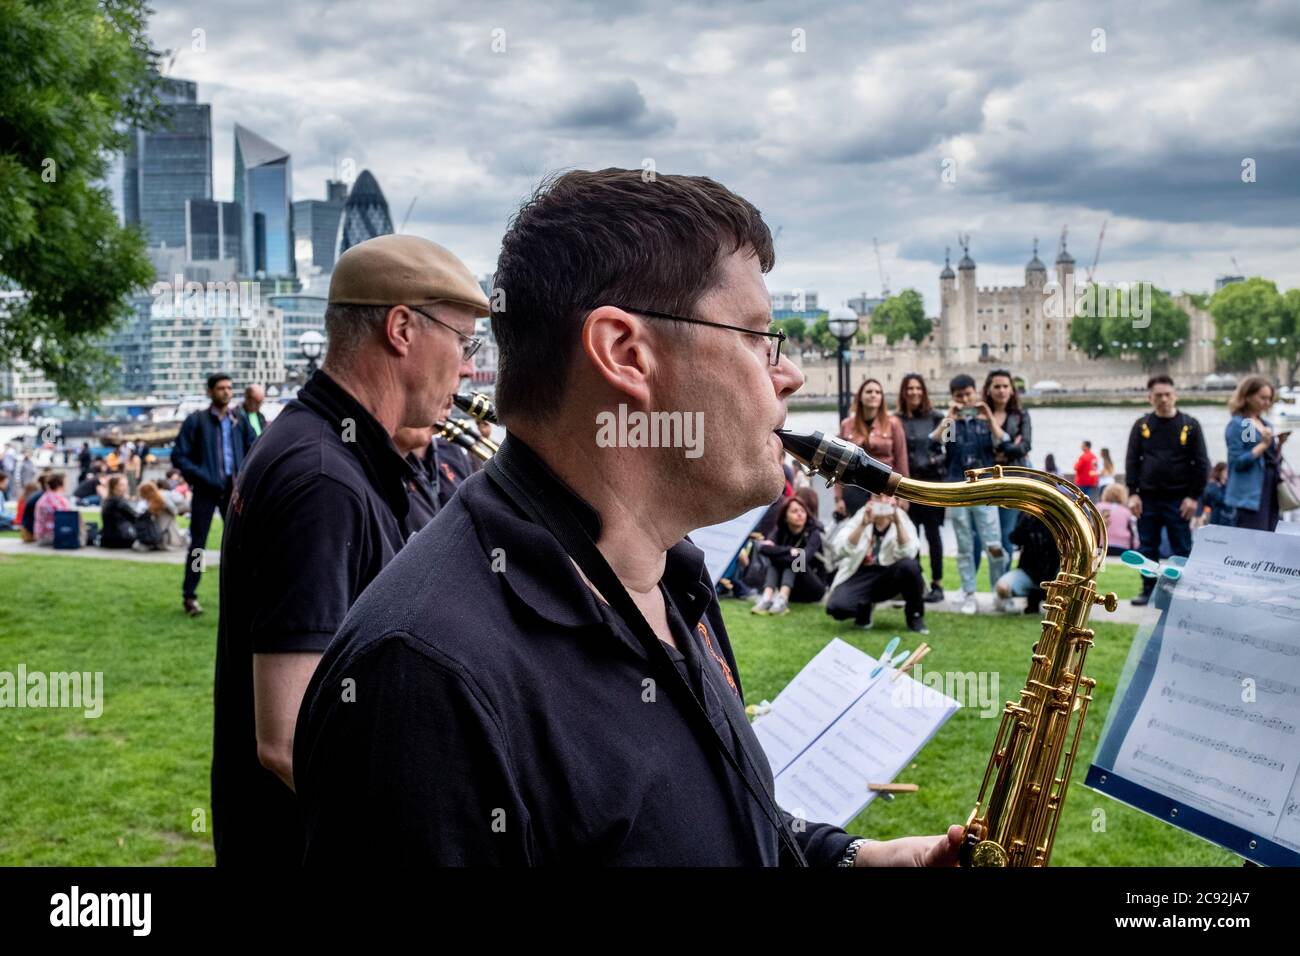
left=151, top=0, right=1300, bottom=313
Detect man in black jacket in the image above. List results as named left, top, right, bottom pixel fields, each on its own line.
left=1124, top=375, right=1209, bottom=606
left=171, top=373, right=245, bottom=616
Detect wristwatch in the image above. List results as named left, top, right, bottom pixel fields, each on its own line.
left=839, top=837, right=870, bottom=867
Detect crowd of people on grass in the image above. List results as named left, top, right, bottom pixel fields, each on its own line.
left=724, top=370, right=1297, bottom=628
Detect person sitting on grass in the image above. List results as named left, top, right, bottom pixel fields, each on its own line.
left=33, top=472, right=71, bottom=546
left=17, top=475, right=49, bottom=543
left=72, top=465, right=107, bottom=506
left=994, top=511, right=1060, bottom=615
left=1196, top=462, right=1235, bottom=528
left=752, top=495, right=826, bottom=615
left=826, top=495, right=928, bottom=634
left=134, top=480, right=189, bottom=552
left=1099, top=482, right=1138, bottom=556
left=99, top=475, right=139, bottom=550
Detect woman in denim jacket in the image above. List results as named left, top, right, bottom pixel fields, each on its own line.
left=1224, top=375, right=1289, bottom=532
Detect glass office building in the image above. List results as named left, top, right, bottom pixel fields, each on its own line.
left=185, top=199, right=242, bottom=263
left=335, top=170, right=394, bottom=259
left=123, top=77, right=213, bottom=249
left=269, top=294, right=328, bottom=378
left=292, top=182, right=346, bottom=273
left=233, top=125, right=294, bottom=277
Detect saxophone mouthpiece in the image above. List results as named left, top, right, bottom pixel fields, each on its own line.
left=453, top=391, right=498, bottom=424
left=776, top=430, right=899, bottom=494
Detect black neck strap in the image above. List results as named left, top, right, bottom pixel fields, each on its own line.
left=484, top=441, right=807, bottom=867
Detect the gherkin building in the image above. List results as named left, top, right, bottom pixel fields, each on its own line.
left=334, top=170, right=394, bottom=260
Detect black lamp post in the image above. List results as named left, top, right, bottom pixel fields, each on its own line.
left=299, top=330, right=325, bottom=378
left=828, top=306, right=859, bottom=424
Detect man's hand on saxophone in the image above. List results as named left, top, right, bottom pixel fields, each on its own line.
left=853, top=824, right=965, bottom=866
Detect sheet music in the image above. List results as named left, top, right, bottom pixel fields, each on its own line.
left=772, top=669, right=958, bottom=829
left=1111, top=526, right=1300, bottom=852
left=751, top=637, right=883, bottom=776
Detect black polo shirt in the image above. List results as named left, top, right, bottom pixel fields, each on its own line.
left=405, top=450, right=441, bottom=532
left=294, top=434, right=859, bottom=866
left=212, top=369, right=415, bottom=867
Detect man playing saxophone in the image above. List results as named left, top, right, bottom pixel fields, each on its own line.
left=294, top=169, right=962, bottom=866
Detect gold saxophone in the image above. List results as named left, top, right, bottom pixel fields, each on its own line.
left=778, top=430, right=1117, bottom=867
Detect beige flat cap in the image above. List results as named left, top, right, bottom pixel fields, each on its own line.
left=328, top=234, right=490, bottom=316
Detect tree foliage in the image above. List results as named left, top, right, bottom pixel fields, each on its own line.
left=1067, top=283, right=1188, bottom=370
left=1210, top=277, right=1299, bottom=384
left=0, top=0, right=164, bottom=407
left=869, top=288, right=931, bottom=345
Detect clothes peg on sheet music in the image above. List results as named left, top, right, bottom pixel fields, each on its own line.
left=1120, top=550, right=1185, bottom=581
left=869, top=636, right=907, bottom=678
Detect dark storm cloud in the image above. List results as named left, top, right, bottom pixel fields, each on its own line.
left=148, top=0, right=1300, bottom=307
left=547, top=79, right=676, bottom=136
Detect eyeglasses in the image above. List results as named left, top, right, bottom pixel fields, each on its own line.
left=407, top=305, right=483, bottom=361
left=605, top=306, right=786, bottom=366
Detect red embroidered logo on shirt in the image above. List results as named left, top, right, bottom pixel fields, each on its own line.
left=697, top=622, right=739, bottom=697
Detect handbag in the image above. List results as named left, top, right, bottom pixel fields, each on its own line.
left=1279, top=461, right=1300, bottom=512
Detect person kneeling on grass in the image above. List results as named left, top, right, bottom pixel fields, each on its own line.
left=752, top=495, right=826, bottom=615
left=826, top=496, right=928, bottom=634
left=99, top=475, right=140, bottom=550
left=993, top=511, right=1060, bottom=615
left=134, top=481, right=189, bottom=552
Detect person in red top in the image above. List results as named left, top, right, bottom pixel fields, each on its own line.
left=1073, top=440, right=1100, bottom=501
left=33, top=473, right=71, bottom=545
left=834, top=377, right=909, bottom=520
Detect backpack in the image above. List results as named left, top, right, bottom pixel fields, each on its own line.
left=133, top=512, right=161, bottom=549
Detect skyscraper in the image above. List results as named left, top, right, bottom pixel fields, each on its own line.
left=233, top=124, right=294, bottom=277
left=185, top=199, right=242, bottom=263
left=292, top=180, right=347, bottom=274
left=334, top=170, right=394, bottom=260
left=123, top=76, right=213, bottom=249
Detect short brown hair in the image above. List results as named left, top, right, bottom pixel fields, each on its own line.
left=492, top=168, right=775, bottom=423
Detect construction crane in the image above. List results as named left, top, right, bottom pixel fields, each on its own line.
left=399, top=196, right=419, bottom=233
left=873, top=237, right=890, bottom=298
left=1086, top=219, right=1107, bottom=284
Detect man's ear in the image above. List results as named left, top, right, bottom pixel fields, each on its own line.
left=384, top=305, right=416, bottom=357
left=581, top=306, right=653, bottom=405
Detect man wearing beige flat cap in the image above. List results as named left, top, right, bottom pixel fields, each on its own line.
left=211, top=233, right=489, bottom=866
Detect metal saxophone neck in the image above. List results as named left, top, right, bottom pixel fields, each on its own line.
left=437, top=419, right=493, bottom=462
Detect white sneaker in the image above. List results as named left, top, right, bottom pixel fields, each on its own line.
left=996, top=597, right=1017, bottom=613
left=751, top=595, right=773, bottom=615
left=960, top=593, right=978, bottom=615
left=769, top=594, right=790, bottom=615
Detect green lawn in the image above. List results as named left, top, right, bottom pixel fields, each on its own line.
left=0, top=549, right=1234, bottom=866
